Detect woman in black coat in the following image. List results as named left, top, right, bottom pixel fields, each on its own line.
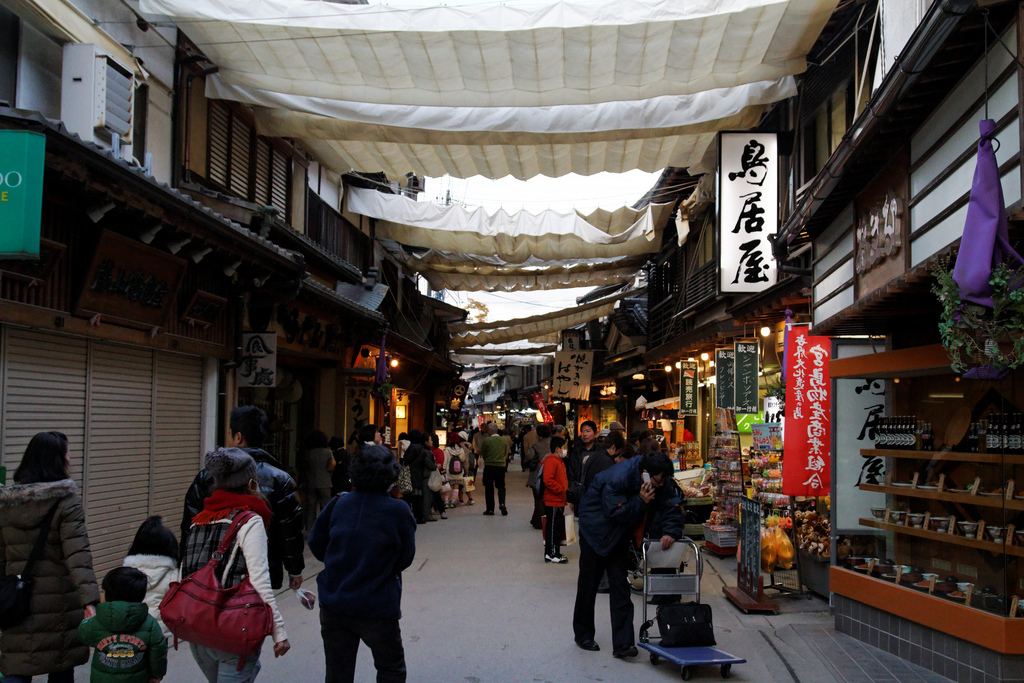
left=402, top=430, right=435, bottom=524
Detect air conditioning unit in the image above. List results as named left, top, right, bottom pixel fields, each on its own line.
left=61, top=43, right=134, bottom=148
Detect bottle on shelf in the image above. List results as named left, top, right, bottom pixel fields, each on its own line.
left=923, top=422, right=933, bottom=452
left=875, top=417, right=887, bottom=449
left=979, top=419, right=989, bottom=454
left=1011, top=414, right=1023, bottom=454
left=968, top=423, right=979, bottom=453
left=987, top=414, right=1000, bottom=453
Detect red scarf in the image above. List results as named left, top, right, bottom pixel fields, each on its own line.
left=192, top=489, right=273, bottom=529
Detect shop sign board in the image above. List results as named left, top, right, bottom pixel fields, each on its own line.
left=75, top=230, right=186, bottom=329
left=719, top=132, right=778, bottom=293
left=0, top=131, right=45, bottom=259
left=854, top=150, right=908, bottom=297
left=343, top=383, right=374, bottom=440
left=552, top=350, right=593, bottom=401
left=715, top=348, right=735, bottom=410
left=561, top=330, right=583, bottom=351
left=679, top=361, right=699, bottom=415
left=752, top=423, right=782, bottom=451
left=733, top=341, right=759, bottom=414
left=239, top=332, right=276, bottom=387
left=782, top=327, right=831, bottom=497
left=833, top=344, right=888, bottom=531
left=764, top=395, right=784, bottom=424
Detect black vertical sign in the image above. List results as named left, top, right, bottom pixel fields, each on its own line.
left=715, top=348, right=735, bottom=411
left=679, top=361, right=699, bottom=415
left=734, top=341, right=759, bottom=415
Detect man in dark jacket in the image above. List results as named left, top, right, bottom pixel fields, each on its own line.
left=566, top=420, right=605, bottom=511
left=572, top=452, right=682, bottom=659
left=180, top=406, right=305, bottom=590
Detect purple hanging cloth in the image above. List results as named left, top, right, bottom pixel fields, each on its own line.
left=374, top=330, right=388, bottom=387
left=953, top=119, right=1024, bottom=307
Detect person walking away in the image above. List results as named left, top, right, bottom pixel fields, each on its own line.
left=181, top=406, right=304, bottom=591
left=480, top=424, right=510, bottom=516
left=442, top=433, right=467, bottom=508
left=329, top=436, right=351, bottom=496
left=402, top=431, right=435, bottom=524
left=309, top=445, right=416, bottom=683
left=572, top=452, right=682, bottom=659
left=429, top=434, right=449, bottom=519
left=300, top=431, right=336, bottom=532
left=541, top=437, right=569, bottom=563
left=566, top=421, right=606, bottom=514
left=78, top=567, right=167, bottom=683
left=457, top=431, right=475, bottom=505
left=180, top=448, right=289, bottom=680
left=122, top=516, right=179, bottom=639
left=525, top=425, right=552, bottom=529
left=0, top=431, right=101, bottom=683
left=520, top=425, right=537, bottom=470
left=502, top=430, right=515, bottom=467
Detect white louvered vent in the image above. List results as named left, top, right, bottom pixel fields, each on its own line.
left=61, top=44, right=134, bottom=147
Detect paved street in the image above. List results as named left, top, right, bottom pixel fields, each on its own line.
left=80, top=470, right=949, bottom=683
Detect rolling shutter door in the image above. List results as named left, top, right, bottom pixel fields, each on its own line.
left=151, top=352, right=204, bottom=525
left=1, top=328, right=88, bottom=483
left=86, top=345, right=154, bottom=574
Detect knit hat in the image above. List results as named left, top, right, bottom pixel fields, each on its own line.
left=205, top=447, right=258, bottom=490
left=458, top=430, right=469, bottom=440
left=449, top=432, right=462, bottom=444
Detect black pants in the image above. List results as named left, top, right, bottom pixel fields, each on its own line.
left=482, top=465, right=507, bottom=512
left=531, top=487, right=545, bottom=528
left=321, top=605, right=407, bottom=683
left=544, top=505, right=564, bottom=557
left=573, top=535, right=634, bottom=650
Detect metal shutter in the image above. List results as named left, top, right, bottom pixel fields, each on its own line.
left=229, top=116, right=252, bottom=199
left=86, top=344, right=154, bottom=574
left=0, top=328, right=88, bottom=483
left=270, top=150, right=289, bottom=215
left=254, top=138, right=272, bottom=205
left=208, top=101, right=230, bottom=188
left=151, top=352, right=204, bottom=526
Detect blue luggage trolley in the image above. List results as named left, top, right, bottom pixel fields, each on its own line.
left=636, top=539, right=746, bottom=680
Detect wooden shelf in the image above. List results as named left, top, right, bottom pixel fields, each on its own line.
left=858, top=517, right=1006, bottom=552
left=831, top=567, right=1024, bottom=654
left=861, top=448, right=1024, bottom=465
left=829, top=344, right=951, bottom=379
left=859, top=483, right=1024, bottom=511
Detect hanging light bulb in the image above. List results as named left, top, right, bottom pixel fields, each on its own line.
left=700, top=352, right=709, bottom=361
left=675, top=361, right=682, bottom=369
left=761, top=326, right=772, bottom=337
left=664, top=365, right=672, bottom=373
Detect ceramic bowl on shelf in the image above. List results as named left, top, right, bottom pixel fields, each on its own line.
left=1014, top=530, right=1024, bottom=546
left=907, top=513, right=925, bottom=528
left=928, top=516, right=951, bottom=533
left=988, top=526, right=1006, bottom=543
left=870, top=507, right=887, bottom=520
left=917, top=484, right=939, bottom=491
left=957, top=581, right=975, bottom=593
left=890, top=510, right=908, bottom=524
left=922, top=572, right=939, bottom=583
left=958, top=521, right=980, bottom=538
left=892, top=481, right=913, bottom=488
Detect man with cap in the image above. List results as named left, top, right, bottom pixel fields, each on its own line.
left=608, top=421, right=625, bottom=436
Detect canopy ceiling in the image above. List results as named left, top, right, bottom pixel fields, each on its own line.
left=449, top=290, right=630, bottom=348
left=143, top=0, right=836, bottom=107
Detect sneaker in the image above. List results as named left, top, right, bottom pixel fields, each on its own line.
left=545, top=554, right=568, bottom=564
left=483, top=510, right=495, bottom=516
left=467, top=499, right=475, bottom=505
left=500, top=506, right=508, bottom=516
left=440, top=513, right=448, bottom=519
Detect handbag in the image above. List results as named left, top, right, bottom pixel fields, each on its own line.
left=397, top=465, right=414, bottom=494
left=564, top=514, right=577, bottom=546
left=656, top=602, right=716, bottom=647
left=159, top=512, right=274, bottom=670
left=427, top=469, right=443, bottom=492
left=0, top=503, right=59, bottom=629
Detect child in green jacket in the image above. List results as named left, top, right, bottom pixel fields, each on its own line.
left=78, top=567, right=168, bottom=683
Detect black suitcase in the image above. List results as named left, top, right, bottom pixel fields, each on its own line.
left=656, top=601, right=716, bottom=647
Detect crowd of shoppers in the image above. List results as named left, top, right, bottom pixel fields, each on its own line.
left=0, top=411, right=682, bottom=682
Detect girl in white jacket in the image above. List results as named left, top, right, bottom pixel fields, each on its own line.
left=122, top=516, right=179, bottom=639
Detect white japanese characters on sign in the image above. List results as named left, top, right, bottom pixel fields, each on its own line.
left=719, top=132, right=778, bottom=294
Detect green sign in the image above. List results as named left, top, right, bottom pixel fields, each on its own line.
left=733, top=341, right=760, bottom=414
left=679, top=361, right=698, bottom=415
left=0, top=130, right=45, bottom=259
left=715, top=348, right=735, bottom=410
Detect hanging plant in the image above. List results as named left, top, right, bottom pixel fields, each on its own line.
left=932, top=254, right=1024, bottom=375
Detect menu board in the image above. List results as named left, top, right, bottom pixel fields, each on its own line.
left=715, top=348, right=735, bottom=411
left=734, top=341, right=759, bottom=414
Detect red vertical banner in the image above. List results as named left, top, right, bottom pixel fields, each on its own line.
left=532, top=392, right=553, bottom=424
left=782, top=327, right=832, bottom=497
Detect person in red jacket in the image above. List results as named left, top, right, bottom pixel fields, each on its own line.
left=542, top=436, right=569, bottom=564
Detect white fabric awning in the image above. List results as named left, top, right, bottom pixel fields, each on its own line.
left=450, top=290, right=630, bottom=348
left=454, top=345, right=557, bottom=356
left=349, top=187, right=669, bottom=246
left=451, top=353, right=554, bottom=366
left=142, top=0, right=836, bottom=108
left=416, top=263, right=640, bottom=292
left=360, top=187, right=673, bottom=262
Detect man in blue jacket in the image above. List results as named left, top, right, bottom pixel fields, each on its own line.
left=309, top=444, right=417, bottom=683
left=573, top=452, right=682, bottom=659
